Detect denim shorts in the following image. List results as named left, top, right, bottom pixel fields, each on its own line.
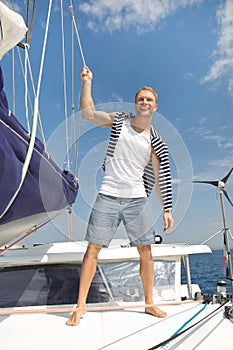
left=85, top=193, right=155, bottom=247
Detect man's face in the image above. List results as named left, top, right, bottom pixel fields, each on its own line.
left=135, top=90, right=157, bottom=117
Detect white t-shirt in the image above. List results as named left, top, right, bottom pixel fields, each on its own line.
left=100, top=119, right=151, bottom=198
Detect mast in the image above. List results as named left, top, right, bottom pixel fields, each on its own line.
left=218, top=181, right=233, bottom=291
left=193, top=168, right=233, bottom=293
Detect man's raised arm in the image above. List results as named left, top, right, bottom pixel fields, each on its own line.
left=80, top=66, right=115, bottom=127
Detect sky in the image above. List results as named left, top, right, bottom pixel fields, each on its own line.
left=1, top=0, right=233, bottom=250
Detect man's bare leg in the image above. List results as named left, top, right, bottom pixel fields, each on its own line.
left=137, top=245, right=167, bottom=318
left=66, top=244, right=102, bottom=326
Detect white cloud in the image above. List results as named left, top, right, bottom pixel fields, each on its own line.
left=203, top=134, right=224, bottom=146
left=79, top=0, right=202, bottom=32
left=184, top=72, right=195, bottom=80
left=193, top=158, right=233, bottom=182
left=199, top=116, right=207, bottom=124
left=188, top=125, right=233, bottom=149
left=203, top=134, right=233, bottom=149
left=201, top=0, right=233, bottom=95
left=208, top=156, right=233, bottom=173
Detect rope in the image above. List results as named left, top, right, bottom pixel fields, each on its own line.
left=160, top=302, right=208, bottom=349
left=69, top=1, right=86, bottom=66
left=147, top=302, right=228, bottom=350
left=36, top=0, right=52, bottom=99
left=0, top=300, right=203, bottom=316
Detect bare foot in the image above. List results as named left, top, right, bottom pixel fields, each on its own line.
left=66, top=308, right=86, bottom=326
left=145, top=305, right=167, bottom=318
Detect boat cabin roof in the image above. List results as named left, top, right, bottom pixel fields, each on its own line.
left=0, top=240, right=212, bottom=267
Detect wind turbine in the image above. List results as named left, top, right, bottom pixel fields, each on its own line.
left=193, top=167, right=233, bottom=292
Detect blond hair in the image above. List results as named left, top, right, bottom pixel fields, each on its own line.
left=135, top=86, right=158, bottom=103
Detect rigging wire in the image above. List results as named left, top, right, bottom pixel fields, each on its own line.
left=60, top=0, right=70, bottom=172
left=68, top=0, right=86, bottom=177
left=0, top=211, right=63, bottom=254
left=24, top=45, right=31, bottom=132
left=68, top=207, right=73, bottom=242
left=71, top=14, right=76, bottom=175
left=16, top=48, right=48, bottom=153
left=11, top=45, right=15, bottom=115
left=26, top=54, right=48, bottom=152
left=60, top=0, right=83, bottom=177
left=71, top=8, right=80, bottom=179
left=8, top=0, right=16, bottom=115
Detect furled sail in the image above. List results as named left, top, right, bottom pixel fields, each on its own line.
left=0, top=66, right=78, bottom=246
left=0, top=1, right=28, bottom=59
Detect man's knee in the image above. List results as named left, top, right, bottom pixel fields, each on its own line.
left=137, top=245, right=152, bottom=259
left=84, top=243, right=102, bottom=260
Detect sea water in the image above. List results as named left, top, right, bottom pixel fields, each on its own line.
left=183, top=250, right=233, bottom=294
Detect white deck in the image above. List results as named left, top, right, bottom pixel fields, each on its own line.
left=0, top=301, right=232, bottom=350
left=1, top=240, right=232, bottom=349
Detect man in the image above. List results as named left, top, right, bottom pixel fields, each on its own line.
left=66, top=66, right=174, bottom=326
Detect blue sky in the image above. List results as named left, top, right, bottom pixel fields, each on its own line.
left=1, top=0, right=233, bottom=249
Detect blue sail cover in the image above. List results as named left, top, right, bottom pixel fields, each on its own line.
left=0, top=66, right=78, bottom=225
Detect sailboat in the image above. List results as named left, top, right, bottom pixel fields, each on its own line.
left=0, top=2, right=233, bottom=349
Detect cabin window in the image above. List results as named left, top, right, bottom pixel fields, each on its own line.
left=0, top=259, right=177, bottom=307
left=100, top=259, right=176, bottom=302
left=0, top=263, right=111, bottom=307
